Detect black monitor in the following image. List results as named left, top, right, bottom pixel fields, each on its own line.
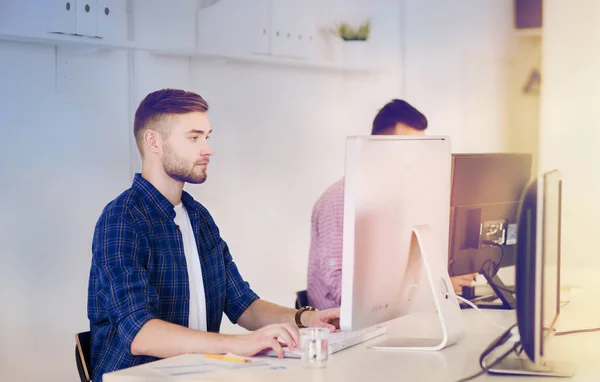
left=448, top=153, right=532, bottom=309
left=486, top=169, right=574, bottom=377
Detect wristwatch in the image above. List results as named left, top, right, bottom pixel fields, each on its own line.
left=295, top=306, right=317, bottom=328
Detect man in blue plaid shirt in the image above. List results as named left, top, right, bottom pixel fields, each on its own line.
left=87, top=88, right=340, bottom=380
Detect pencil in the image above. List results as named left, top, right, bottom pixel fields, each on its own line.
left=205, top=354, right=252, bottom=363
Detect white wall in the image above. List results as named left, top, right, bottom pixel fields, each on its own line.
left=403, top=0, right=515, bottom=153
left=540, top=0, right=600, bottom=272
left=0, top=43, right=131, bottom=381
left=0, top=0, right=517, bottom=380
left=506, top=34, right=541, bottom=173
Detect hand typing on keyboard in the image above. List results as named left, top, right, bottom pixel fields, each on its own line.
left=225, top=323, right=301, bottom=359
left=261, top=325, right=388, bottom=359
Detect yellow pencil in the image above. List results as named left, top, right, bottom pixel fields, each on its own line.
left=205, top=354, right=252, bottom=363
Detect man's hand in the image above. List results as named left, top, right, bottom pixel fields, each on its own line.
left=300, top=308, right=340, bottom=332
left=450, top=273, right=477, bottom=293
left=226, top=323, right=300, bottom=359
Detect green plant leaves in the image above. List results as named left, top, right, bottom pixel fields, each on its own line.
left=337, top=20, right=370, bottom=41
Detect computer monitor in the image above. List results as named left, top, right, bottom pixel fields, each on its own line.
left=340, top=135, right=464, bottom=350
left=448, top=153, right=532, bottom=309
left=489, top=169, right=574, bottom=376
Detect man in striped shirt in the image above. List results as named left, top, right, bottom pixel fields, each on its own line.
left=307, top=99, right=476, bottom=309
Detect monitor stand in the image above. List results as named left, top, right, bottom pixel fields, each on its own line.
left=479, top=272, right=516, bottom=310
left=460, top=273, right=516, bottom=310
left=369, top=224, right=466, bottom=351
left=489, top=354, right=576, bottom=377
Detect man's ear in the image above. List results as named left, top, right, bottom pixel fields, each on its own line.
left=144, top=129, right=161, bottom=154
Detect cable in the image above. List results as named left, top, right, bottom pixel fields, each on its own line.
left=456, top=342, right=518, bottom=382
left=454, top=325, right=519, bottom=382
left=515, top=342, right=524, bottom=356
left=481, top=240, right=505, bottom=276
left=478, top=243, right=515, bottom=299
left=454, top=341, right=519, bottom=382
left=449, top=293, right=510, bottom=331
left=454, top=366, right=487, bottom=382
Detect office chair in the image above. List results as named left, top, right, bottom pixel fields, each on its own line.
left=75, top=331, right=92, bottom=382
left=295, top=290, right=309, bottom=309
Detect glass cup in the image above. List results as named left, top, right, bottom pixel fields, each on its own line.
left=300, top=327, right=330, bottom=368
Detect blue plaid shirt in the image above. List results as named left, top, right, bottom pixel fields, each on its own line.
left=87, top=174, right=259, bottom=380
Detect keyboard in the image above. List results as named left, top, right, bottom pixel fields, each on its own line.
left=263, top=324, right=388, bottom=358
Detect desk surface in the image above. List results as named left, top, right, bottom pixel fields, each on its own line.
left=104, top=309, right=600, bottom=382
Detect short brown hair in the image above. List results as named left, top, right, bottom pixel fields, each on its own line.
left=133, top=88, right=209, bottom=155
left=371, top=99, right=427, bottom=135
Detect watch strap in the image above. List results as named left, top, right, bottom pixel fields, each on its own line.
left=295, top=306, right=317, bottom=328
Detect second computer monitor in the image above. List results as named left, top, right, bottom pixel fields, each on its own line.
left=488, top=170, right=573, bottom=376
left=448, top=153, right=532, bottom=278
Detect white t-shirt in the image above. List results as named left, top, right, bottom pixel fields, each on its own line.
left=174, top=203, right=207, bottom=332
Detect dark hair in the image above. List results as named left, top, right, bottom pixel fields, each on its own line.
left=371, top=99, right=427, bottom=135
left=133, top=88, right=209, bottom=155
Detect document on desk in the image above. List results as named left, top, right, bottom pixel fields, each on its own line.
left=555, top=292, right=600, bottom=334
left=150, top=354, right=289, bottom=380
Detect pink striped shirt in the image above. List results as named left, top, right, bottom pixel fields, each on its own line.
left=307, top=178, right=345, bottom=310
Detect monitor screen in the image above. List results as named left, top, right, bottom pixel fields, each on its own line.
left=515, top=169, right=562, bottom=365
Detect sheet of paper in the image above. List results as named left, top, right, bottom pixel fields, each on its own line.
left=151, top=357, right=288, bottom=379
left=555, top=292, right=600, bottom=334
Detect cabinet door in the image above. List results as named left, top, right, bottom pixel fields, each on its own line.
left=271, top=0, right=316, bottom=59
left=49, top=0, right=78, bottom=35
left=96, top=0, right=127, bottom=40
left=75, top=0, right=98, bottom=37
left=247, top=0, right=271, bottom=56
left=270, top=0, right=293, bottom=57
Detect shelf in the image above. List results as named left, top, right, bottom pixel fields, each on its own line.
left=515, top=28, right=542, bottom=38
left=0, top=31, right=145, bottom=51
left=150, top=49, right=389, bottom=73
left=0, top=31, right=392, bottom=74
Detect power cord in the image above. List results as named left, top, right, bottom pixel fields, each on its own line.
left=481, top=240, right=505, bottom=276
left=478, top=241, right=515, bottom=298
left=455, top=342, right=519, bottom=382
left=454, top=325, right=520, bottom=382
left=450, top=293, right=510, bottom=332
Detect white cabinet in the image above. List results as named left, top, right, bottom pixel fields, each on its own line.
left=75, top=0, right=98, bottom=37
left=270, top=0, right=317, bottom=59
left=270, top=0, right=293, bottom=57
left=48, top=0, right=127, bottom=40
left=96, top=0, right=128, bottom=40
left=196, top=0, right=317, bottom=59
left=49, top=0, right=78, bottom=35
left=248, top=0, right=271, bottom=55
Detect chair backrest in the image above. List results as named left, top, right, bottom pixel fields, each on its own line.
left=295, top=290, right=308, bottom=309
left=75, top=331, right=92, bottom=382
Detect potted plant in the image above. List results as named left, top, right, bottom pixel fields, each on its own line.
left=337, top=20, right=370, bottom=41
left=335, top=20, right=371, bottom=66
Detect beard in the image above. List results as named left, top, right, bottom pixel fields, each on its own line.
left=162, top=144, right=208, bottom=184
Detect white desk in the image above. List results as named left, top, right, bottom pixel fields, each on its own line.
left=104, top=309, right=600, bottom=382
